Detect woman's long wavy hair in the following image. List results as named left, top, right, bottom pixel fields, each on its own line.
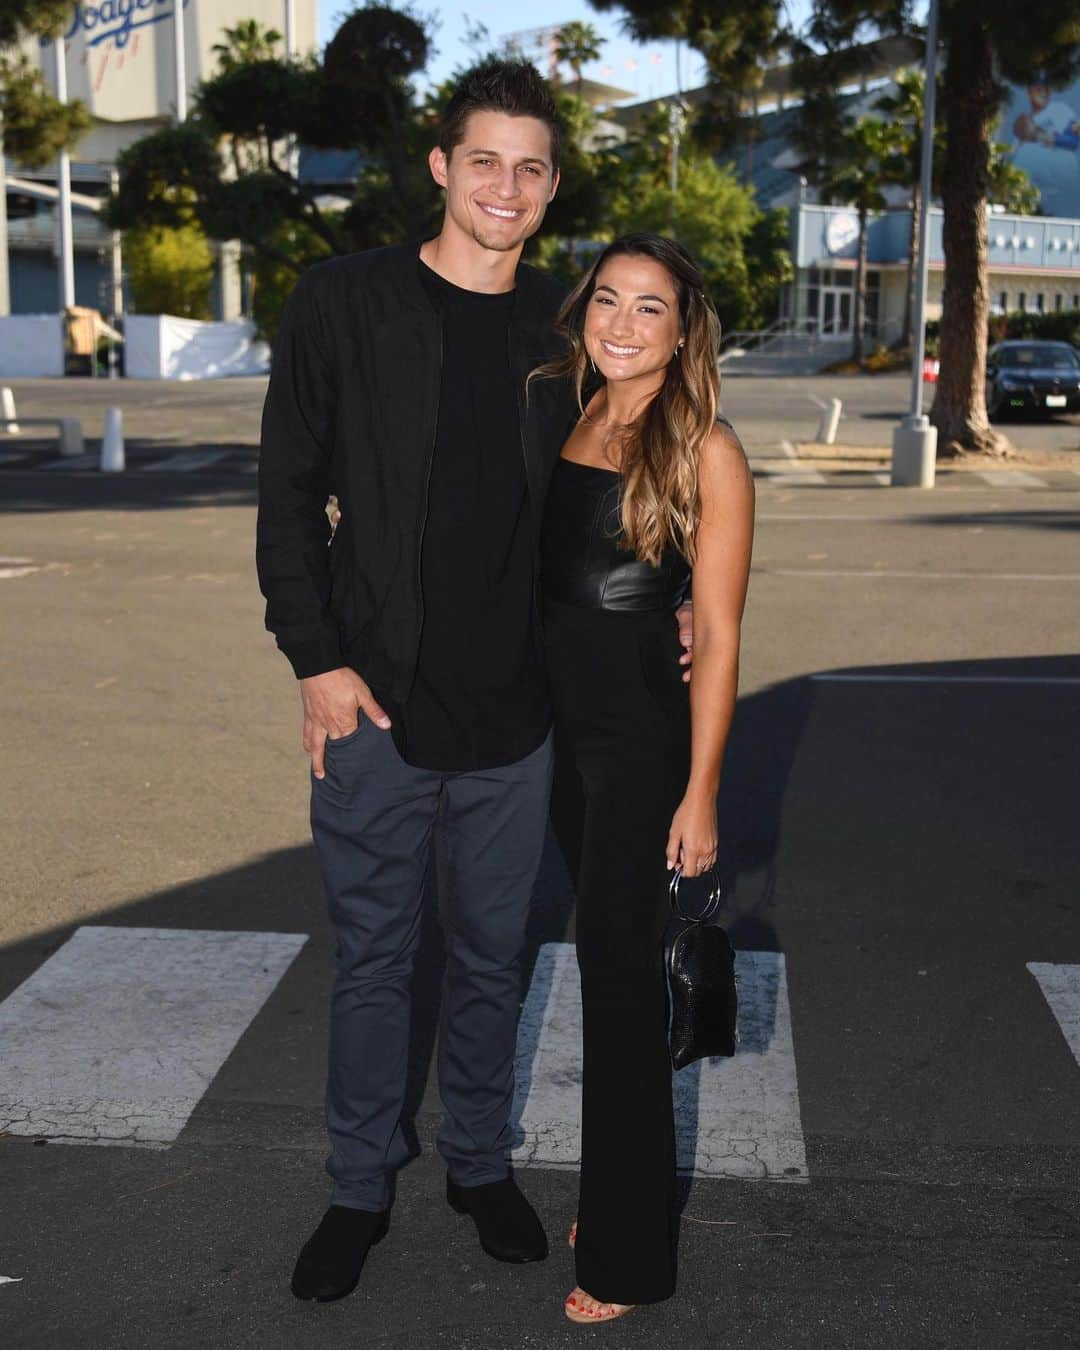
left=532, top=233, right=721, bottom=566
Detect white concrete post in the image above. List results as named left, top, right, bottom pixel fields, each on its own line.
left=1, top=386, right=19, bottom=433
left=100, top=406, right=124, bottom=472
left=58, top=418, right=84, bottom=456
left=817, top=397, right=842, bottom=445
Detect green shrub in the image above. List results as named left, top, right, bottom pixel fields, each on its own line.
left=126, top=221, right=214, bottom=319
left=925, top=311, right=1080, bottom=354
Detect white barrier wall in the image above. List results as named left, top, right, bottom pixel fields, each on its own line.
left=0, top=316, right=64, bottom=378
left=125, top=315, right=270, bottom=381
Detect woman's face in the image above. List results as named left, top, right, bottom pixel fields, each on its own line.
left=583, top=253, right=683, bottom=388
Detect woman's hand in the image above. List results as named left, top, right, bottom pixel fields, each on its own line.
left=666, top=791, right=718, bottom=876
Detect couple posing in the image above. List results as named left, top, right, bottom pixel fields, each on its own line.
left=256, top=60, right=754, bottom=1326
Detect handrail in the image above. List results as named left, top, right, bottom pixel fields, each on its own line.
left=718, top=317, right=820, bottom=357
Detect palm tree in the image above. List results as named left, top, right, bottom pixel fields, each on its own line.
left=819, top=116, right=905, bottom=365
left=212, top=19, right=284, bottom=75
left=873, top=68, right=936, bottom=350
left=555, top=21, right=603, bottom=99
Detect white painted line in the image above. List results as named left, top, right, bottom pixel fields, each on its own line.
left=763, top=474, right=829, bottom=488
left=758, top=512, right=1077, bottom=522
left=780, top=439, right=798, bottom=460
left=759, top=568, right=1080, bottom=581
left=144, top=450, right=229, bottom=473
left=872, top=472, right=891, bottom=485
left=758, top=461, right=827, bottom=484
left=511, top=942, right=807, bottom=1182
left=812, top=673, right=1080, bottom=686
left=1027, top=964, right=1080, bottom=1068
left=0, top=566, right=39, bottom=580
left=974, top=470, right=1047, bottom=489
left=0, top=926, right=307, bottom=1146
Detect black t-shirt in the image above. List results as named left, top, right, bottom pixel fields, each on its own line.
left=393, top=261, right=550, bottom=771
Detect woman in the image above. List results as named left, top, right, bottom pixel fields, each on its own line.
left=534, top=233, right=755, bottom=1324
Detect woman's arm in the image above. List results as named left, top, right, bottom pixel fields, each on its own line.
left=665, top=422, right=756, bottom=876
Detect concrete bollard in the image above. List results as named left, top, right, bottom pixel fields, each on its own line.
left=58, top=418, right=85, bottom=457
left=891, top=415, right=936, bottom=487
left=816, top=397, right=842, bottom=445
left=100, top=407, right=125, bottom=473
left=1, top=386, right=19, bottom=434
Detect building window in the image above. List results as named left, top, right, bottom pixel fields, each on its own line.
left=1034, top=293, right=1045, bottom=313
left=1017, top=292, right=1027, bottom=312
left=997, top=291, right=1008, bottom=312
left=1074, top=294, right=1080, bottom=309
left=1054, top=294, right=1064, bottom=311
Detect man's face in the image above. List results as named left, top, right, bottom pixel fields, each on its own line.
left=1028, top=84, right=1050, bottom=112
left=429, top=109, right=559, bottom=254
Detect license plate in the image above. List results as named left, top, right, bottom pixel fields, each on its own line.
left=1045, top=394, right=1067, bottom=407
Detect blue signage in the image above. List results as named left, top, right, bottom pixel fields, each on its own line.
left=56, top=0, right=191, bottom=52
left=1000, top=77, right=1080, bottom=220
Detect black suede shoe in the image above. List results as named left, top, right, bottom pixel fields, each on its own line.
left=290, top=1205, right=390, bottom=1302
left=446, top=1176, right=548, bottom=1264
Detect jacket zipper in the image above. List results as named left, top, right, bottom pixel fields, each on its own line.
left=413, top=320, right=443, bottom=681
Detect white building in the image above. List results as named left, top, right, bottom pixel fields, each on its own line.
left=3, top=0, right=317, bottom=317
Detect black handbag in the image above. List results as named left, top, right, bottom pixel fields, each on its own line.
left=667, top=867, right=738, bottom=1071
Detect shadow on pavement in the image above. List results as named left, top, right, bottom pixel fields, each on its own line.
left=2, top=651, right=1078, bottom=1190
left=0, top=461, right=258, bottom=513
left=913, top=509, right=1080, bottom=533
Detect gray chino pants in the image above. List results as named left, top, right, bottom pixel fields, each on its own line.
left=310, top=717, right=553, bottom=1212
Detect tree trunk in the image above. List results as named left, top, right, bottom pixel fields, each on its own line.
left=901, top=180, right=918, bottom=349
left=852, top=201, right=867, bottom=365
left=931, top=16, right=1009, bottom=457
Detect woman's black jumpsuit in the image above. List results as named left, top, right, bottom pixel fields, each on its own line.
left=541, top=457, right=692, bottom=1306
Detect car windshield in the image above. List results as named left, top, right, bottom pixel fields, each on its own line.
left=997, top=344, right=1080, bottom=370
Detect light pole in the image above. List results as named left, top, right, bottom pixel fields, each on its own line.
left=890, top=0, right=940, bottom=487
left=173, top=1, right=188, bottom=122
left=54, top=35, right=75, bottom=312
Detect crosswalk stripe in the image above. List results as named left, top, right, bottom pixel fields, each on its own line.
left=975, top=470, right=1047, bottom=488
left=0, top=926, right=307, bottom=1146
left=1028, top=963, right=1080, bottom=1068
left=144, top=450, right=230, bottom=473
left=511, top=942, right=808, bottom=1181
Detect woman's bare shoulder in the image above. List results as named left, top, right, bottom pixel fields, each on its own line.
left=702, top=416, right=752, bottom=488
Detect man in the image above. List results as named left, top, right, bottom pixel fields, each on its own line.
left=257, top=60, right=690, bottom=1303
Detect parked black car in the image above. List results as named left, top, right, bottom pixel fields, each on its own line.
left=985, top=340, right=1080, bottom=420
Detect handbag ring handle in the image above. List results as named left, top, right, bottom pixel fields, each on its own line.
left=668, top=865, right=723, bottom=924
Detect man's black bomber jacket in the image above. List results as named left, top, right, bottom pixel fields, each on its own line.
left=255, top=242, right=571, bottom=705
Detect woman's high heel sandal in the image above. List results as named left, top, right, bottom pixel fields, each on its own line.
left=568, top=1219, right=577, bottom=1249
left=565, top=1289, right=636, bottom=1325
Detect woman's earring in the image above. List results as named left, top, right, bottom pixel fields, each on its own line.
left=673, top=342, right=684, bottom=360
left=589, top=352, right=596, bottom=375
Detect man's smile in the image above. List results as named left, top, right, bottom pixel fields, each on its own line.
left=477, top=202, right=525, bottom=220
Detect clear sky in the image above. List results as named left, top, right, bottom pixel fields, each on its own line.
left=316, top=1, right=711, bottom=102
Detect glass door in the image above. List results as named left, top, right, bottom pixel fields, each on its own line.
left=820, top=286, right=853, bottom=336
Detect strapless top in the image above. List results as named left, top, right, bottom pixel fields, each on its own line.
left=541, top=458, right=690, bottom=612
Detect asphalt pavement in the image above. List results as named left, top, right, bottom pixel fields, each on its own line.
left=0, top=381, right=1078, bottom=1349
